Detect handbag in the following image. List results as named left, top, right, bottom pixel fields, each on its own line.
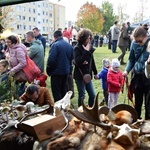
left=76, top=59, right=92, bottom=84
left=82, top=73, right=91, bottom=84
left=23, top=55, right=41, bottom=83
left=14, top=70, right=28, bottom=83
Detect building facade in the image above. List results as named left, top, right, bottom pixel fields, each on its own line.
left=2, top=1, right=66, bottom=40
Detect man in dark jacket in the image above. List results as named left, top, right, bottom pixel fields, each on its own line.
left=46, top=30, right=73, bottom=102
left=33, top=27, right=46, bottom=55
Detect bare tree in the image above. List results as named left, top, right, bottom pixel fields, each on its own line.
left=116, top=3, right=129, bottom=25
left=133, top=0, right=148, bottom=22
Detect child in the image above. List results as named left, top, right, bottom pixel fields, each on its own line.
left=95, top=58, right=111, bottom=105
left=0, top=59, right=9, bottom=80
left=107, top=58, right=124, bottom=109
left=0, top=59, right=11, bottom=102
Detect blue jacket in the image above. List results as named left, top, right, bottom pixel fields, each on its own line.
left=125, top=39, right=150, bottom=74
left=46, top=37, right=73, bottom=76
left=36, top=34, right=46, bottom=53
left=98, top=67, right=108, bottom=90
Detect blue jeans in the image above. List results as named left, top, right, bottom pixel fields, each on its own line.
left=112, top=40, right=117, bottom=52
left=75, top=79, right=95, bottom=107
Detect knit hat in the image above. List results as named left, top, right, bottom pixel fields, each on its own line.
left=102, top=58, right=111, bottom=68
left=111, top=58, right=120, bottom=68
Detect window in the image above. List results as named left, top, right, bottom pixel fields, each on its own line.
left=23, top=25, right=26, bottom=30
left=43, top=19, right=45, bottom=23
left=38, top=21, right=41, bottom=24
left=49, top=13, right=52, bottom=17
left=50, top=27, right=53, bottom=31
left=46, top=19, right=48, bottom=23
left=38, top=13, right=40, bottom=16
left=33, top=9, right=35, bottom=13
left=43, top=11, right=44, bottom=15
left=22, top=7, right=25, bottom=11
left=43, top=27, right=45, bottom=31
left=17, top=15, right=21, bottom=20
left=29, top=25, right=32, bottom=30
left=49, top=6, right=52, bottom=10
left=46, top=12, right=48, bottom=15
left=29, top=17, right=31, bottom=21
left=22, top=16, right=25, bottom=20
left=16, top=6, right=21, bottom=11
left=29, top=8, right=31, bottom=12
left=17, top=24, right=22, bottom=30
left=33, top=17, right=36, bottom=22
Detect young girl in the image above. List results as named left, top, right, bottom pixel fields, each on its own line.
left=95, top=58, right=111, bottom=105
left=107, top=58, right=124, bottom=109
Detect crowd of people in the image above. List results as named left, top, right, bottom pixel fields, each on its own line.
left=0, top=23, right=150, bottom=120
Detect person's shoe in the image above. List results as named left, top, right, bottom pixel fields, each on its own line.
left=121, top=62, right=126, bottom=65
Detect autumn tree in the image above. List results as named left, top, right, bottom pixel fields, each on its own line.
left=0, top=6, right=16, bottom=30
left=76, top=2, right=104, bottom=33
left=101, top=1, right=117, bottom=35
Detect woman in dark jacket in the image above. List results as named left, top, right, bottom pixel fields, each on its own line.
left=73, top=28, right=97, bottom=107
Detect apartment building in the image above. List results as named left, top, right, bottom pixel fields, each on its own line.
left=4, top=1, right=66, bottom=40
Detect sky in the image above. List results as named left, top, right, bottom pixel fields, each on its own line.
left=49, top=0, right=150, bottom=22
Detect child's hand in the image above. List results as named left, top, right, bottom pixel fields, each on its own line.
left=94, top=75, right=99, bottom=79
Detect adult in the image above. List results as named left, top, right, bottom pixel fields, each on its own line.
left=6, top=35, right=27, bottom=97
left=46, top=30, right=73, bottom=102
left=107, top=29, right=112, bottom=50
left=0, top=39, right=7, bottom=60
left=19, top=84, right=54, bottom=108
left=111, top=21, right=120, bottom=53
left=71, top=26, right=78, bottom=48
left=99, top=35, right=104, bottom=47
left=73, top=28, right=97, bottom=107
left=127, top=22, right=133, bottom=51
left=26, top=31, right=44, bottom=73
left=123, top=27, right=150, bottom=120
left=93, top=33, right=99, bottom=47
left=32, top=27, right=46, bottom=55
left=118, top=23, right=129, bottom=65
left=62, top=27, right=70, bottom=40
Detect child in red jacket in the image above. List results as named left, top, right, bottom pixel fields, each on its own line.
left=107, top=58, right=124, bottom=109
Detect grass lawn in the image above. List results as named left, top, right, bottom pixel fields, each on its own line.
left=45, top=44, right=136, bottom=109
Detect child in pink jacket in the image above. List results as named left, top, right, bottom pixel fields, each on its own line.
left=107, top=58, right=124, bottom=109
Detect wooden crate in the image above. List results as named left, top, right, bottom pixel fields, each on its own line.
left=17, top=114, right=66, bottom=141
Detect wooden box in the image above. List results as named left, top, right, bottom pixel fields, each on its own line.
left=17, top=114, right=66, bottom=141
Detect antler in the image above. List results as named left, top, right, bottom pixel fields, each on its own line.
left=68, top=93, right=112, bottom=130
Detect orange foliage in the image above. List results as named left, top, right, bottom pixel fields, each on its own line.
left=76, top=2, right=104, bottom=33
